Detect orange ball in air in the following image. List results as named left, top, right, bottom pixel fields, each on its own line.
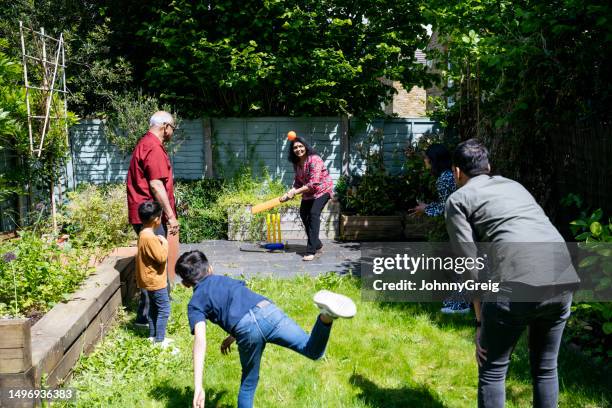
left=287, top=131, right=297, bottom=141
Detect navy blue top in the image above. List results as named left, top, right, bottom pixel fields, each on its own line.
left=187, top=275, right=266, bottom=335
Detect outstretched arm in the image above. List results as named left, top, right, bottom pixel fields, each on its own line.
left=193, top=322, right=207, bottom=408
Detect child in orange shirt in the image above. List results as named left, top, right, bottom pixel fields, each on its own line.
left=136, top=201, right=175, bottom=351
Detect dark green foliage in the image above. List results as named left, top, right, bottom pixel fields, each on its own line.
left=425, top=0, right=612, bottom=214
left=338, top=172, right=426, bottom=216
left=566, top=207, right=612, bottom=364
left=138, top=0, right=432, bottom=117
left=175, top=179, right=228, bottom=243
left=175, top=168, right=295, bottom=242
left=335, top=134, right=438, bottom=216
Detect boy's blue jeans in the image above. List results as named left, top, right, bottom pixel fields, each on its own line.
left=147, top=288, right=170, bottom=342
left=232, top=302, right=331, bottom=408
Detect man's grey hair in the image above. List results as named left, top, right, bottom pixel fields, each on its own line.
left=149, top=111, right=174, bottom=128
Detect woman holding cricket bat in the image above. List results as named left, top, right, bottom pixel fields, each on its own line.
left=280, top=132, right=334, bottom=261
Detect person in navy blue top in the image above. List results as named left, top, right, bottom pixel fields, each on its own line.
left=175, top=250, right=357, bottom=408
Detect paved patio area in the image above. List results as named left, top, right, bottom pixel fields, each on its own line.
left=179, top=239, right=361, bottom=278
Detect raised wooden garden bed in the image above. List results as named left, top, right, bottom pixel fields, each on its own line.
left=403, top=214, right=436, bottom=240
left=0, top=250, right=137, bottom=407
left=228, top=200, right=340, bottom=241
left=340, top=215, right=403, bottom=240
left=340, top=214, right=435, bottom=241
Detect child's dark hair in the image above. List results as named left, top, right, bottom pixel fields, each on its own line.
left=138, top=201, right=162, bottom=224
left=176, top=250, right=211, bottom=287
left=287, top=136, right=317, bottom=165
left=424, top=143, right=452, bottom=177
left=452, top=139, right=490, bottom=177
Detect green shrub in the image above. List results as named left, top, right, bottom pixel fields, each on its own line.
left=175, top=178, right=227, bottom=242
left=58, top=184, right=132, bottom=250
left=104, top=91, right=184, bottom=155
left=335, top=138, right=436, bottom=216
left=0, top=231, right=92, bottom=317
left=566, top=207, right=612, bottom=364
left=176, top=167, right=298, bottom=243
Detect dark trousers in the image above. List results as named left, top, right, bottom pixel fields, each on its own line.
left=299, top=193, right=330, bottom=255
left=147, top=287, right=171, bottom=342
left=479, top=290, right=573, bottom=408
left=132, top=223, right=169, bottom=324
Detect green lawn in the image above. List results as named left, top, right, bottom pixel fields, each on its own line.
left=59, top=274, right=610, bottom=407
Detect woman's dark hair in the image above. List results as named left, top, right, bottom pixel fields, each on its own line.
left=287, top=136, right=317, bottom=165
left=138, top=201, right=162, bottom=224
left=452, top=139, right=490, bottom=177
left=424, top=144, right=452, bottom=177
left=175, top=250, right=211, bottom=287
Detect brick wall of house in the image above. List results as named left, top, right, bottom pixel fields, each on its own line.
left=384, top=31, right=446, bottom=118
left=385, top=80, right=427, bottom=117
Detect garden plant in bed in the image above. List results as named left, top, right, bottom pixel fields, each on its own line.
left=175, top=167, right=301, bottom=243
left=0, top=184, right=132, bottom=320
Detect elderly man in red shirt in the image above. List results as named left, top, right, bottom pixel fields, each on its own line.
left=126, top=110, right=179, bottom=326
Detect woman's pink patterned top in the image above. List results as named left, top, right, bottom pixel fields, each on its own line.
left=293, top=154, right=334, bottom=200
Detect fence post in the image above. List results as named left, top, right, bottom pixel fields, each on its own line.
left=203, top=118, right=214, bottom=178
left=341, top=115, right=350, bottom=176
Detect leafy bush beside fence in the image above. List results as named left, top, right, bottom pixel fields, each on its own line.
left=175, top=167, right=298, bottom=243
left=58, top=184, right=133, bottom=250
left=567, top=208, right=612, bottom=364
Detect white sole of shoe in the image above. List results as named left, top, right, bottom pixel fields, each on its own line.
left=313, top=290, right=356, bottom=318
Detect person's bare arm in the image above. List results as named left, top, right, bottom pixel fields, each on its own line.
left=149, top=179, right=179, bottom=235
left=192, top=322, right=207, bottom=408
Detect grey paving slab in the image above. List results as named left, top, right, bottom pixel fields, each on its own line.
left=178, top=240, right=362, bottom=278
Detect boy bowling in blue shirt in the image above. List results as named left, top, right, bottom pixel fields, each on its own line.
left=175, top=250, right=357, bottom=408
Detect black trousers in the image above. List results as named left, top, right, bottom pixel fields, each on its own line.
left=479, top=290, right=573, bottom=408
left=299, top=193, right=330, bottom=255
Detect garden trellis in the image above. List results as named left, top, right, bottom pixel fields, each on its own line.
left=18, top=21, right=69, bottom=232
left=19, top=21, right=68, bottom=157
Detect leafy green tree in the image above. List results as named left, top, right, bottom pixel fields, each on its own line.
left=0, top=1, right=140, bottom=116
left=0, top=40, right=28, bottom=202
left=139, top=0, right=432, bottom=117
left=425, top=0, right=612, bottom=211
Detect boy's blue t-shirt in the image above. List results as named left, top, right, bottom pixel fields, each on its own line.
left=187, top=275, right=267, bottom=335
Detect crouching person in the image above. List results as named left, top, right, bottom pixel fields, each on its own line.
left=175, top=250, right=357, bottom=408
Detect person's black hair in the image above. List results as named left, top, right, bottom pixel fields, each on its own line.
left=452, top=139, right=490, bottom=177
left=138, top=201, right=162, bottom=224
left=424, top=143, right=452, bottom=177
left=175, top=250, right=211, bottom=287
left=287, top=136, right=317, bottom=165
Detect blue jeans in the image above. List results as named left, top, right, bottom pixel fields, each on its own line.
left=232, top=303, right=331, bottom=408
left=479, top=290, right=572, bottom=408
left=147, top=288, right=170, bottom=342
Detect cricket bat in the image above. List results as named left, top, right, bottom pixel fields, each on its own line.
left=251, top=197, right=282, bottom=214
left=167, top=230, right=179, bottom=285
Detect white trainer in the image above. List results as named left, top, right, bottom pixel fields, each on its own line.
left=313, top=290, right=356, bottom=319
left=156, top=338, right=179, bottom=355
